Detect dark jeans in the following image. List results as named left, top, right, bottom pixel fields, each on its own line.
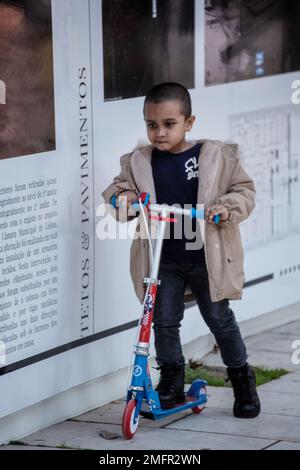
left=153, top=257, right=248, bottom=368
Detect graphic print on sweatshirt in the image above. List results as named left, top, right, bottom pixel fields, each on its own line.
left=185, top=156, right=199, bottom=180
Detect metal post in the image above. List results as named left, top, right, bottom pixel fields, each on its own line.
left=152, top=0, right=157, bottom=18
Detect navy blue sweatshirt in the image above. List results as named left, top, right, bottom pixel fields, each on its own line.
left=151, top=143, right=205, bottom=262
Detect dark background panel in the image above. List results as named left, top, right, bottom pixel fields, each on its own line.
left=205, top=0, right=300, bottom=86
left=0, top=0, right=55, bottom=159
left=102, top=0, right=195, bottom=100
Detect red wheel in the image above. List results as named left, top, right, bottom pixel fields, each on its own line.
left=122, top=399, right=140, bottom=439
left=191, top=403, right=206, bottom=414
left=191, top=386, right=207, bottom=414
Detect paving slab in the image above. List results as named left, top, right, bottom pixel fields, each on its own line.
left=203, top=347, right=298, bottom=371
left=206, top=386, right=300, bottom=417
left=261, top=321, right=300, bottom=337
left=167, top=407, right=300, bottom=442
left=246, top=350, right=298, bottom=371
left=0, top=445, right=64, bottom=450
left=246, top=320, right=300, bottom=348
left=258, top=370, right=300, bottom=393
left=202, top=319, right=300, bottom=371
left=245, top=336, right=293, bottom=353
left=23, top=419, right=274, bottom=450
left=266, top=440, right=300, bottom=450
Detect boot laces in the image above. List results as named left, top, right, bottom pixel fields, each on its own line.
left=232, top=372, right=257, bottom=402
left=156, top=366, right=181, bottom=392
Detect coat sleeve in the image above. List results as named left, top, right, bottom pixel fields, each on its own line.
left=217, top=144, right=256, bottom=226
left=101, top=153, right=139, bottom=222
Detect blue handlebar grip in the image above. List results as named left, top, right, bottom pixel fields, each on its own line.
left=190, top=208, right=221, bottom=224
left=190, top=208, right=205, bottom=219
left=110, top=194, right=117, bottom=208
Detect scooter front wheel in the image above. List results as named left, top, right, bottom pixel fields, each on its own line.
left=122, top=399, right=140, bottom=439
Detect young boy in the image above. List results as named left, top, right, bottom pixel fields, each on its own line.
left=102, top=82, right=260, bottom=418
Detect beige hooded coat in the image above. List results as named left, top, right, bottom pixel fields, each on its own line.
left=102, top=139, right=255, bottom=304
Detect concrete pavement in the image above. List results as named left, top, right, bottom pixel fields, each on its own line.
left=1, top=320, right=300, bottom=450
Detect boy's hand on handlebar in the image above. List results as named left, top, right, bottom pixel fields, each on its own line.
left=205, top=205, right=229, bottom=224
left=117, top=191, right=138, bottom=209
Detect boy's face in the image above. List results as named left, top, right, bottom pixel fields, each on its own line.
left=144, top=100, right=195, bottom=153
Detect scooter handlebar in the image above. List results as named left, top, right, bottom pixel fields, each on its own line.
left=132, top=196, right=220, bottom=225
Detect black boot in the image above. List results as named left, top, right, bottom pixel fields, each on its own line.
left=227, top=363, right=261, bottom=418
left=156, top=364, right=186, bottom=409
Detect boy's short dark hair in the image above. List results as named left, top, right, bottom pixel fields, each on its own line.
left=144, top=82, right=192, bottom=119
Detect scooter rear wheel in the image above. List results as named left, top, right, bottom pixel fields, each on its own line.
left=191, top=386, right=207, bottom=414
left=191, top=403, right=205, bottom=414
left=122, top=399, right=140, bottom=439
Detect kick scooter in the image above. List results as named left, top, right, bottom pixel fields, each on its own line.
left=122, top=193, right=220, bottom=439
